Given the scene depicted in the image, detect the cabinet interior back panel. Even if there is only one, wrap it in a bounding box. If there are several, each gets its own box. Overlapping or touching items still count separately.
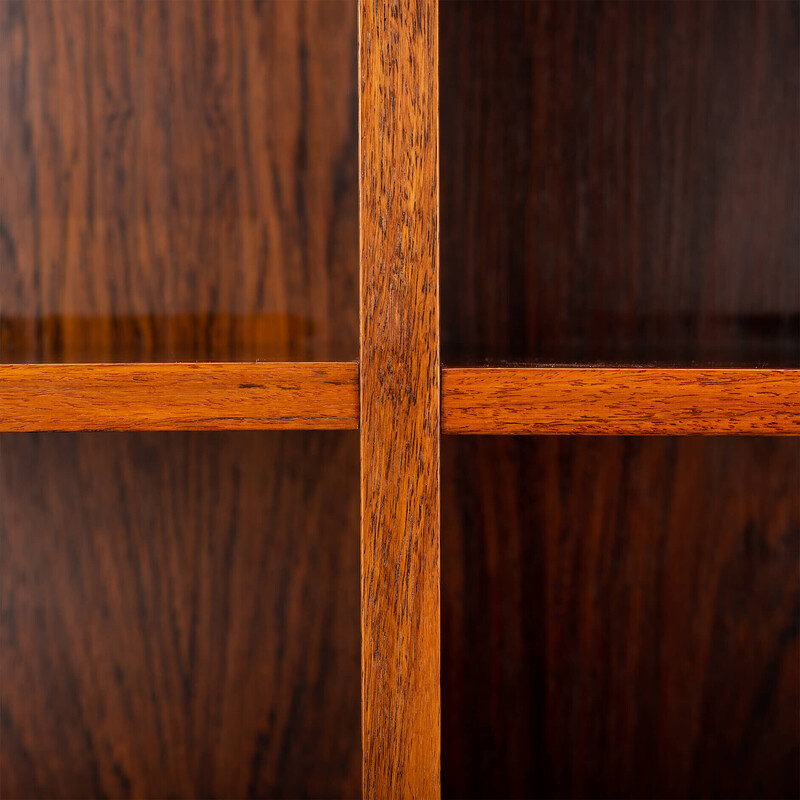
[441,0,799,366]
[442,435,799,800]
[0,0,358,363]
[0,432,361,799]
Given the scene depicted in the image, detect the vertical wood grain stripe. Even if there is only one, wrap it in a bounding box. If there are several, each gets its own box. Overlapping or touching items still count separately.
[442,367,800,435]
[360,1,441,797]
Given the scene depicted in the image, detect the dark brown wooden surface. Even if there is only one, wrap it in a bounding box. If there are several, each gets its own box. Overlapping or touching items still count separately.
[439,3,800,796]
[0,430,361,799]
[360,0,440,796]
[442,435,800,799]
[440,0,800,367]
[0,0,358,364]
[442,368,800,435]
[0,362,359,431]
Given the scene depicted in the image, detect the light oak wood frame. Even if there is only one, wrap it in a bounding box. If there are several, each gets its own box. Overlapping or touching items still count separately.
[0,1,798,798]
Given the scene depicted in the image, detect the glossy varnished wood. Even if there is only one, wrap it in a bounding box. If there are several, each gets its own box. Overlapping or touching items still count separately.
[441,0,799,367]
[0,362,358,432]
[359,0,440,796]
[0,0,358,363]
[1,431,361,799]
[0,5,362,796]
[442,368,800,435]
[440,3,799,795]
[442,436,799,799]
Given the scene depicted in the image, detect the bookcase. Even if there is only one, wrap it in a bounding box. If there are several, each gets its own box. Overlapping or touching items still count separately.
[1,1,797,798]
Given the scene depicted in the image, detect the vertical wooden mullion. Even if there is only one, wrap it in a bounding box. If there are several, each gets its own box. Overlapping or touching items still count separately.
[359,0,440,798]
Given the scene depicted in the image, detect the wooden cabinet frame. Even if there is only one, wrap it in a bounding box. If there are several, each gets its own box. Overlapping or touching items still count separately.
[0,1,797,797]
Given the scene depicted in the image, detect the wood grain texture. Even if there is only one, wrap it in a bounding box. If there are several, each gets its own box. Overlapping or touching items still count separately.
[440,5,800,794]
[1,430,361,799]
[441,0,800,367]
[0,362,358,432]
[442,368,800,435]
[442,435,799,799]
[0,0,358,363]
[359,0,440,796]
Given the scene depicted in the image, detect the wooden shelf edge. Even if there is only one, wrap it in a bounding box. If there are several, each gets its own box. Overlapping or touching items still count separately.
[442,367,800,435]
[0,362,360,432]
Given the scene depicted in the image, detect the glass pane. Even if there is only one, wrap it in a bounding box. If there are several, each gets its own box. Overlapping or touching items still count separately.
[0,431,360,799]
[441,1,799,366]
[0,0,358,363]
[442,435,800,799]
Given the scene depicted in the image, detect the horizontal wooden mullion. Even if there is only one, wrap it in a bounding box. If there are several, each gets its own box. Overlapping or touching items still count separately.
[442,367,800,435]
[0,362,359,432]
[3,364,797,435]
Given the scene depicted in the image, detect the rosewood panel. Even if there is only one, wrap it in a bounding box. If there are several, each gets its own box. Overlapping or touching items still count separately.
[442,435,800,799]
[0,0,358,363]
[0,431,361,799]
[440,0,800,366]
[440,6,800,793]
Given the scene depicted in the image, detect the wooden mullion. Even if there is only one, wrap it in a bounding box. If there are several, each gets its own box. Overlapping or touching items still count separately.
[359,0,441,797]
[442,367,800,435]
[0,362,358,431]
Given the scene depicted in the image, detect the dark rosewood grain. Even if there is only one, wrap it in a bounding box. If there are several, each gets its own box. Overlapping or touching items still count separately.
[441,0,799,367]
[0,0,358,364]
[360,0,441,796]
[0,362,359,431]
[442,436,799,799]
[0,3,362,797]
[0,431,361,799]
[442,368,800,435]
[440,3,800,796]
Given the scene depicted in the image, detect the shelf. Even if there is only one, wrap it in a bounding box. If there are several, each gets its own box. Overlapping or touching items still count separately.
[0,314,357,364]
[442,368,800,435]
[440,316,800,369]
[0,362,359,432]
